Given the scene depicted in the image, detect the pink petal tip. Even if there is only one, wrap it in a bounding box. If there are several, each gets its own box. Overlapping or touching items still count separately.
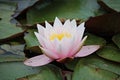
[24,55,53,67]
[75,45,100,57]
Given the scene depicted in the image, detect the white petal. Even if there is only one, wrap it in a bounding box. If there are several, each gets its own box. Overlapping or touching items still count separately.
[75,45,100,57]
[45,21,55,39]
[24,55,53,67]
[63,19,71,28]
[71,19,77,27]
[40,47,59,59]
[63,19,74,33]
[45,21,53,29]
[69,36,87,57]
[37,24,45,36]
[34,32,46,47]
[44,27,54,40]
[51,39,62,55]
[53,17,63,28]
[59,38,74,59]
[35,31,54,50]
[77,22,85,41]
[78,22,85,28]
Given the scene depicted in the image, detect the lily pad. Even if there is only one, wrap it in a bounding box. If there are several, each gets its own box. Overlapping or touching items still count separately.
[99,0,120,12]
[0,62,51,80]
[18,65,63,80]
[24,29,42,53]
[112,33,120,48]
[84,33,106,46]
[78,56,120,75]
[1,44,25,56]
[0,53,25,62]
[85,12,120,37]
[97,45,120,62]
[72,62,119,80]
[0,1,24,41]
[0,44,25,62]
[65,58,80,70]
[24,29,39,48]
[27,0,101,25]
[62,71,72,80]
[13,0,39,18]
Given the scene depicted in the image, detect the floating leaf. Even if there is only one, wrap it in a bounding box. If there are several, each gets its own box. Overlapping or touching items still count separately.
[72,62,119,80]
[0,49,4,54]
[85,12,120,37]
[0,53,25,62]
[85,33,106,46]
[13,0,39,18]
[78,56,120,75]
[0,44,25,62]
[24,29,41,53]
[65,58,79,70]
[97,46,120,62]
[18,65,63,80]
[24,29,39,48]
[0,1,24,41]
[0,61,47,80]
[99,0,120,12]
[62,71,72,80]
[112,33,120,48]
[27,0,101,25]
[1,44,25,56]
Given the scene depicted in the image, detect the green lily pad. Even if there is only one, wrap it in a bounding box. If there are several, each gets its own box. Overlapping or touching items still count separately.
[65,58,80,70]
[0,49,4,54]
[13,0,39,17]
[27,0,101,25]
[72,62,119,80]
[84,33,106,46]
[0,44,25,62]
[0,62,53,80]
[24,29,39,48]
[99,0,120,12]
[62,71,72,80]
[112,33,120,48]
[1,44,25,56]
[18,65,63,80]
[0,53,25,62]
[78,56,120,75]
[24,29,42,53]
[97,46,120,62]
[0,1,24,40]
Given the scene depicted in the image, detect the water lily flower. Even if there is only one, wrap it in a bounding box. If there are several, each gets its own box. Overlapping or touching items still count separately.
[24,17,100,67]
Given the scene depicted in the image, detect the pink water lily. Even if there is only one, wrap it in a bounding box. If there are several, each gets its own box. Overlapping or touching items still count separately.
[24,17,100,67]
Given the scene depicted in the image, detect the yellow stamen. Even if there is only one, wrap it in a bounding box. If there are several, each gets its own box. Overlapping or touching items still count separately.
[50,32,71,41]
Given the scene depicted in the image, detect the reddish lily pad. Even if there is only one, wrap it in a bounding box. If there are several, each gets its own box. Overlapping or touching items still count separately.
[85,12,120,37]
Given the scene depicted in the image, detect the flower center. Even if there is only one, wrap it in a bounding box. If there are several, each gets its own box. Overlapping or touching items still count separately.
[50,32,71,41]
